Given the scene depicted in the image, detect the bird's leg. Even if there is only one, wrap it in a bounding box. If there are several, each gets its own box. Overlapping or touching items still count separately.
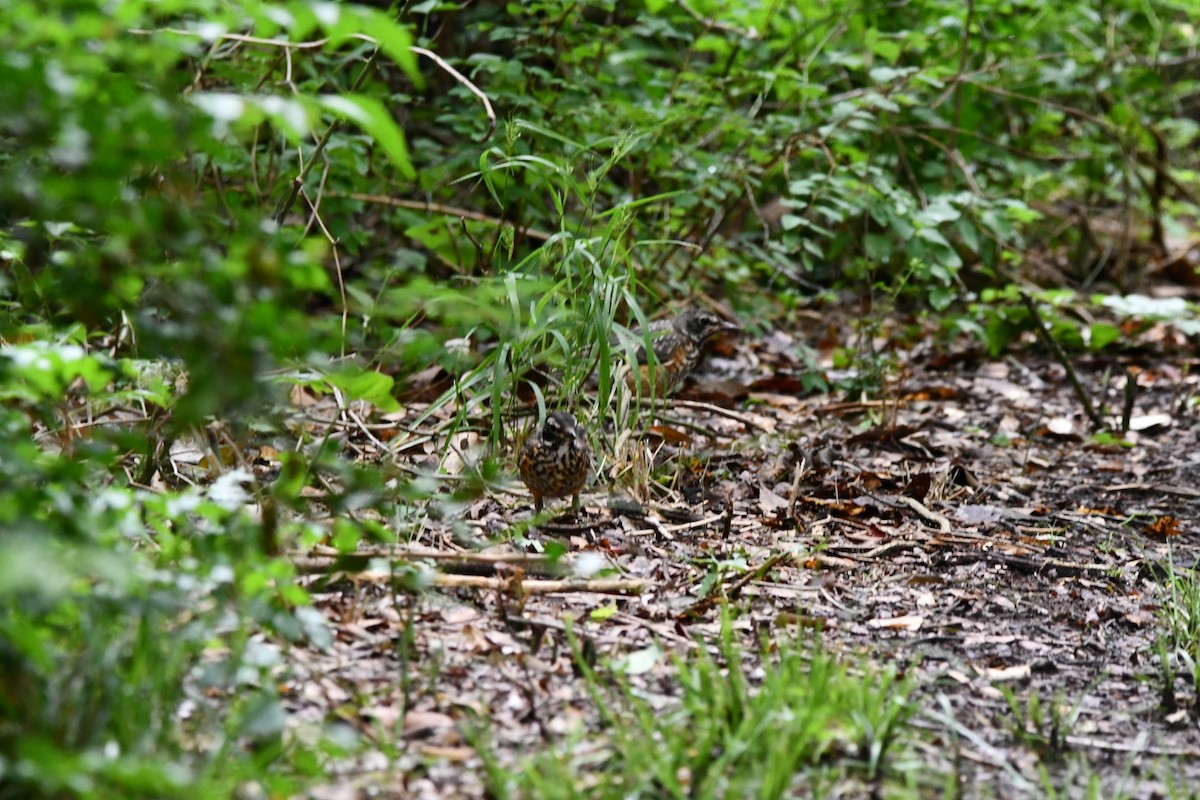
[533,494,544,514]
[571,493,581,513]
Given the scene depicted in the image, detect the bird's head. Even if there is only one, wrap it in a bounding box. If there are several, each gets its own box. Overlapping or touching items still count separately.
[542,411,584,446]
[675,308,740,344]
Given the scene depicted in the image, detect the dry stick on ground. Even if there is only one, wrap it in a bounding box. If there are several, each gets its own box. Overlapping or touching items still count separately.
[1107,482,1200,499]
[299,562,646,595]
[981,552,1117,578]
[1019,292,1106,431]
[678,552,793,620]
[668,399,772,432]
[291,547,566,578]
[368,572,647,595]
[621,512,725,539]
[537,515,610,535]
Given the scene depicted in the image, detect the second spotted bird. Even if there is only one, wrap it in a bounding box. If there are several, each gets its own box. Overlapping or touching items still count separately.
[625,308,739,396]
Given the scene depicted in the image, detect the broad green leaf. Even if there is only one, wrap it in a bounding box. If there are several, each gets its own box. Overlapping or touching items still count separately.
[916,197,961,225]
[356,8,420,84]
[1088,323,1122,349]
[318,95,414,178]
[325,367,400,411]
[866,33,902,64]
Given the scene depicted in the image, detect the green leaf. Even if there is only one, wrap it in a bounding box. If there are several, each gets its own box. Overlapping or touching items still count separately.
[0,342,113,400]
[981,317,1024,357]
[868,66,916,83]
[1088,322,1122,350]
[615,644,664,675]
[325,367,400,412]
[866,35,902,64]
[914,226,951,248]
[590,604,618,621]
[1090,431,1134,449]
[999,199,1044,224]
[928,285,955,311]
[863,233,893,261]
[916,196,961,225]
[356,8,421,85]
[318,95,414,178]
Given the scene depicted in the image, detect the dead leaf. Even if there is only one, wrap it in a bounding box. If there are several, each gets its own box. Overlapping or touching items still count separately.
[954,504,1005,525]
[440,605,480,625]
[649,424,691,444]
[902,473,931,501]
[363,703,402,728]
[979,663,1032,682]
[403,709,456,738]
[441,432,483,475]
[615,644,663,675]
[418,745,476,761]
[748,375,813,394]
[1165,708,1190,726]
[866,614,923,631]
[758,485,789,514]
[848,424,920,445]
[289,384,320,408]
[1045,417,1075,436]
[1146,515,1182,539]
[902,385,961,401]
[1128,413,1172,432]
[748,391,807,409]
[397,365,453,403]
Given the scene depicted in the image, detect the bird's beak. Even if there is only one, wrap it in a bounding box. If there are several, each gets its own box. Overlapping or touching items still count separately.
[715,318,741,335]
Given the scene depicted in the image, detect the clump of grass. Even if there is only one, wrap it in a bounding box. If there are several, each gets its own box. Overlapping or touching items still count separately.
[998,684,1089,763]
[1153,555,1200,716]
[479,614,924,799]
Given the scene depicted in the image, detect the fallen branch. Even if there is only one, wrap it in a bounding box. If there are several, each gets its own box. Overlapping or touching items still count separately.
[982,552,1114,577]
[1106,482,1200,499]
[667,399,773,432]
[290,546,562,577]
[398,572,647,595]
[895,495,953,532]
[1065,734,1200,758]
[621,511,725,539]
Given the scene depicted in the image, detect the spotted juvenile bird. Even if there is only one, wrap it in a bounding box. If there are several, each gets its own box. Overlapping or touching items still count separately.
[625,308,740,396]
[518,411,592,514]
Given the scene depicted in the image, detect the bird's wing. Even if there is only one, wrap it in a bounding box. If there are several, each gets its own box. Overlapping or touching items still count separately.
[629,319,675,364]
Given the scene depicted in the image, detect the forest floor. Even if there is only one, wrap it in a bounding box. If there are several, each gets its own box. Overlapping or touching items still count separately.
[278,304,1200,799]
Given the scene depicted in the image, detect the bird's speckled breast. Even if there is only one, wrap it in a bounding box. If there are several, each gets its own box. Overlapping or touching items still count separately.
[518,436,590,497]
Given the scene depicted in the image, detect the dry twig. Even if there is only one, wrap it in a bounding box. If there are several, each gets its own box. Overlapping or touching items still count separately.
[1019,292,1106,430]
